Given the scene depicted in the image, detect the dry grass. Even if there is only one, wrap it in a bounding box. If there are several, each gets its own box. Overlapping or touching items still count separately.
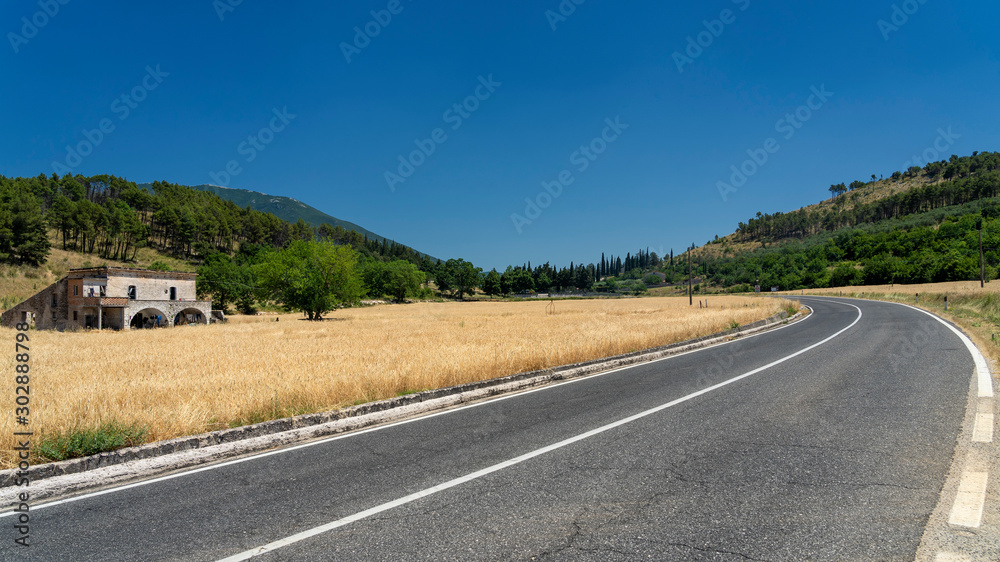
[782,280,1000,296]
[0,296,792,468]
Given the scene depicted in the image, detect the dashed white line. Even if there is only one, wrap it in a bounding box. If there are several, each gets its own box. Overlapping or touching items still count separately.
[935,552,972,562]
[972,411,994,443]
[948,471,989,528]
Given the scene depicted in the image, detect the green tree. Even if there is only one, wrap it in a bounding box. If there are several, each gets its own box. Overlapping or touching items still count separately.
[197,254,257,313]
[444,258,482,299]
[256,240,363,320]
[510,268,535,294]
[382,260,424,302]
[0,186,50,265]
[535,272,552,293]
[830,263,862,287]
[482,269,502,298]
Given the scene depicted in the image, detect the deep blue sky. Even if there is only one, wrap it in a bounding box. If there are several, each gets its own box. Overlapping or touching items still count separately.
[3,1,998,270]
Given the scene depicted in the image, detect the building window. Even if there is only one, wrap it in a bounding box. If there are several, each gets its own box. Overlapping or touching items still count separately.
[128,286,137,300]
[51,294,57,307]
[73,285,79,296]
[73,311,78,321]
[169,287,177,301]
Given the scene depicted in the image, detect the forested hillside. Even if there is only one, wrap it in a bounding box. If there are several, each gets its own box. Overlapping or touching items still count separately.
[0,174,431,264]
[153,183,411,251]
[735,152,1000,243]
[0,173,447,313]
[4,150,999,316]
[689,151,1000,291]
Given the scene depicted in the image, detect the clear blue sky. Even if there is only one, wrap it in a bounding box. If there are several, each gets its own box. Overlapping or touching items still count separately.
[3,1,999,270]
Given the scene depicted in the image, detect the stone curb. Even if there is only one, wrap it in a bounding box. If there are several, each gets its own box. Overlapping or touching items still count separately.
[0,307,806,494]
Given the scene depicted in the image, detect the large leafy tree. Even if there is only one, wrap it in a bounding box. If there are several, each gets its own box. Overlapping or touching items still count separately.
[256,240,363,320]
[482,269,502,298]
[382,260,425,302]
[197,253,257,314]
[443,258,482,299]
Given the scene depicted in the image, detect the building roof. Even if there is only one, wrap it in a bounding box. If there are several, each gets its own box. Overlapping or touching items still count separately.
[67,266,197,280]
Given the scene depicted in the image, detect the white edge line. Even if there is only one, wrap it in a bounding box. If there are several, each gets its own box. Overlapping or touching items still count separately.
[906,305,995,399]
[213,303,863,561]
[806,297,994,398]
[895,302,993,398]
[1,303,817,516]
[972,412,994,443]
[948,471,989,528]
[0,302,816,518]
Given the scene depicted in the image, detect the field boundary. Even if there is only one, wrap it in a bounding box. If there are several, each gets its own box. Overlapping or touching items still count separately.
[0,307,805,496]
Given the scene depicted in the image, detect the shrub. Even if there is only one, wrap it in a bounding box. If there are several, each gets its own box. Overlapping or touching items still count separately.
[37,422,148,462]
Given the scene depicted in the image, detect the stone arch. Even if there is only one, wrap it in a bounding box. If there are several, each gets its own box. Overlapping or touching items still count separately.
[130,308,168,330]
[173,308,208,326]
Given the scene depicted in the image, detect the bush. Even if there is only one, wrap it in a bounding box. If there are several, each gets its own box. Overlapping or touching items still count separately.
[642,273,663,286]
[37,422,148,462]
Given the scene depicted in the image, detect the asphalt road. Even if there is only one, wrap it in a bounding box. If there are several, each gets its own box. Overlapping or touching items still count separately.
[2,297,977,561]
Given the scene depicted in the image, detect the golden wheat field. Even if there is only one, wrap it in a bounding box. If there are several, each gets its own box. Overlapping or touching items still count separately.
[0,296,793,468]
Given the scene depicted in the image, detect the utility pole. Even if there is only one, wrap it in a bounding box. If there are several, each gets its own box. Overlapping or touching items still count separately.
[688,244,693,306]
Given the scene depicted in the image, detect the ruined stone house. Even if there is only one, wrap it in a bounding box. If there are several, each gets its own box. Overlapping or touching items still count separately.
[0,267,213,331]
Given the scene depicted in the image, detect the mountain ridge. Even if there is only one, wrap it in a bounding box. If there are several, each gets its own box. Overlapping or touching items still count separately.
[138,182,437,261]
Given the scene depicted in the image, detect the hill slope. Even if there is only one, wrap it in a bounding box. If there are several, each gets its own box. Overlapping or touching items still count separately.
[138,182,437,259]
[674,151,1000,291]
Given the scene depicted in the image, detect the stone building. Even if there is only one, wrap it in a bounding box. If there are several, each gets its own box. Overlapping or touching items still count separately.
[0,267,213,331]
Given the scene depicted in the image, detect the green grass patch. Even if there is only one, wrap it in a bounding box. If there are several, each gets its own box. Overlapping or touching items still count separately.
[37,422,148,462]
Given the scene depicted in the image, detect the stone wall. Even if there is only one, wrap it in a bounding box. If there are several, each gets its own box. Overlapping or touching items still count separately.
[105,274,197,302]
[0,279,69,330]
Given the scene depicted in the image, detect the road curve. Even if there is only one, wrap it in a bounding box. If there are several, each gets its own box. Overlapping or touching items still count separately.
[2,297,977,561]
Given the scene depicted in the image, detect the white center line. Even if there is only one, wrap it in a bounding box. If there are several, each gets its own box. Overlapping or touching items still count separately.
[215,303,863,561]
[949,471,989,528]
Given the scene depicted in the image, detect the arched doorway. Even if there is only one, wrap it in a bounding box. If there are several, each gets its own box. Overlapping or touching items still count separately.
[174,308,208,326]
[130,308,168,329]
